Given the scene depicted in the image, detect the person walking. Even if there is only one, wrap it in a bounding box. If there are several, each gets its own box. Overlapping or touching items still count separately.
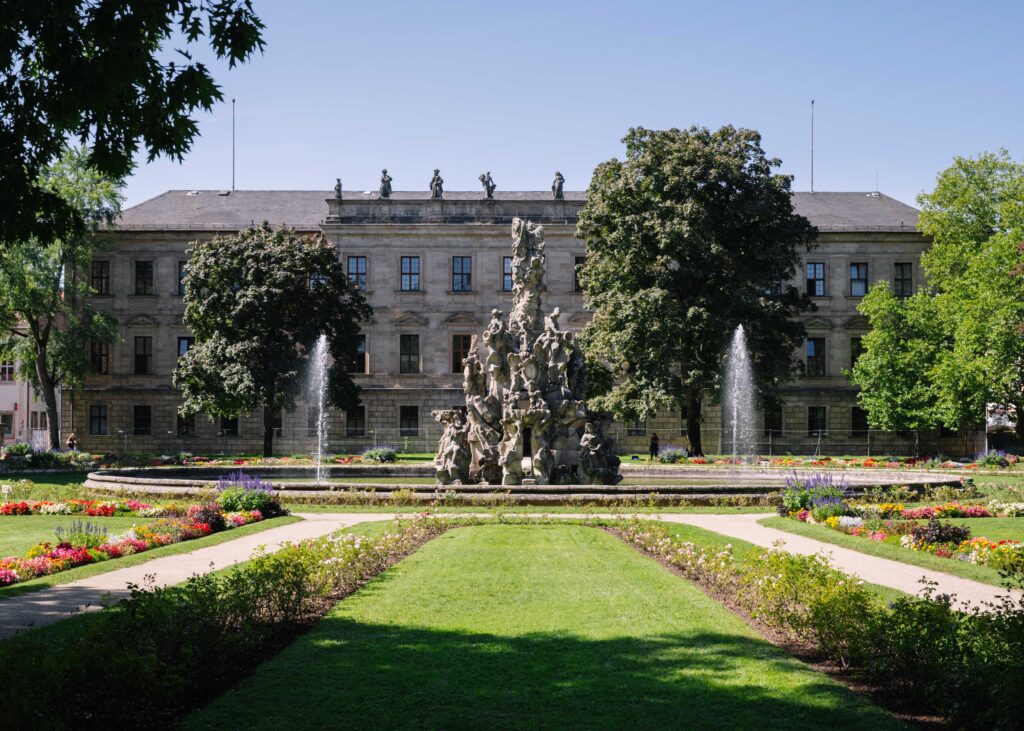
[649,433,659,460]
[65,432,78,452]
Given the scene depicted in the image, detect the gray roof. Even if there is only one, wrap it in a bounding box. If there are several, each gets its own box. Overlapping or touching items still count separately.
[115,189,918,232]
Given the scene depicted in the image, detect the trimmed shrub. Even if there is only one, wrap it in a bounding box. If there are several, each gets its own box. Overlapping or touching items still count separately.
[216,470,285,517]
[362,447,397,463]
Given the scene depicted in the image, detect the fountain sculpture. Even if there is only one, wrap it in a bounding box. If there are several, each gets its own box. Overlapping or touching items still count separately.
[309,333,330,483]
[433,218,621,486]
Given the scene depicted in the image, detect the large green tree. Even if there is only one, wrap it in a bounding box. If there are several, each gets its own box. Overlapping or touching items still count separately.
[851,151,1024,441]
[576,126,817,455]
[0,146,123,449]
[0,1,264,246]
[174,224,371,456]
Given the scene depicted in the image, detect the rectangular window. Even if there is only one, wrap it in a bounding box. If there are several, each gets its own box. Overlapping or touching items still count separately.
[894,262,913,298]
[91,261,110,295]
[89,405,108,435]
[177,261,188,296]
[30,411,48,430]
[764,402,783,437]
[134,260,154,295]
[850,337,864,369]
[452,256,472,292]
[0,414,12,440]
[133,405,152,436]
[134,336,153,374]
[452,334,472,373]
[939,424,958,438]
[347,256,367,290]
[679,405,688,437]
[806,262,825,297]
[502,256,513,292]
[345,406,365,437]
[400,334,419,374]
[574,256,586,293]
[627,419,647,436]
[89,341,110,374]
[346,334,367,374]
[306,409,318,438]
[177,337,194,358]
[400,256,420,292]
[0,362,13,382]
[806,337,826,376]
[850,262,868,297]
[269,409,282,438]
[399,405,419,437]
[176,412,195,436]
[851,407,869,438]
[808,406,827,437]
[220,416,239,437]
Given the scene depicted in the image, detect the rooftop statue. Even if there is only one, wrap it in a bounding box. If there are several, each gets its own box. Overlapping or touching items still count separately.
[430,169,444,199]
[334,178,343,200]
[480,171,496,199]
[552,171,564,200]
[432,217,621,486]
[379,169,392,199]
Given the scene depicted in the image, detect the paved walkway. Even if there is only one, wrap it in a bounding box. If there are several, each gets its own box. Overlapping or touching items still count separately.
[0,513,393,639]
[658,512,1019,608]
[2,511,1016,639]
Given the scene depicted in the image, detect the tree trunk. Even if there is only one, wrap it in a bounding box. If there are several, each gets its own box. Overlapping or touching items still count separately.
[262,404,274,458]
[35,349,60,451]
[685,388,704,457]
[1014,402,1024,444]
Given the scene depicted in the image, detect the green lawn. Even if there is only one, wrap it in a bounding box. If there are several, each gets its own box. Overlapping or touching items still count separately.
[0,514,145,556]
[183,524,904,730]
[760,516,1023,588]
[0,515,301,600]
[287,503,772,514]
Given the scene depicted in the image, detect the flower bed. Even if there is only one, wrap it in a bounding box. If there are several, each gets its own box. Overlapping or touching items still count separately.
[0,507,266,587]
[0,498,189,517]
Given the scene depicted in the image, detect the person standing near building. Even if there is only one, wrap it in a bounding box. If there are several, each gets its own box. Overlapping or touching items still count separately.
[649,433,659,460]
[65,432,77,451]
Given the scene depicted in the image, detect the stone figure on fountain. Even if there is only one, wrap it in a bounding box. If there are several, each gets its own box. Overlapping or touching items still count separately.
[431,217,621,486]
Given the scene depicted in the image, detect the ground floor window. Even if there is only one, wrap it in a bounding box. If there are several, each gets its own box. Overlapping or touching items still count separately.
[679,405,688,437]
[30,410,48,430]
[400,405,419,437]
[220,415,239,437]
[807,406,827,437]
[133,405,152,436]
[89,405,108,435]
[346,406,365,437]
[0,413,12,439]
[764,402,783,437]
[851,407,869,438]
[177,412,195,436]
[627,419,646,436]
[269,409,283,438]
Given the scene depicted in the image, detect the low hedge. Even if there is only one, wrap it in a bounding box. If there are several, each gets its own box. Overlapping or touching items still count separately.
[619,518,1024,729]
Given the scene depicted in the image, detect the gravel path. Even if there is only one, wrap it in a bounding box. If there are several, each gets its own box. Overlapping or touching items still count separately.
[2,510,1015,639]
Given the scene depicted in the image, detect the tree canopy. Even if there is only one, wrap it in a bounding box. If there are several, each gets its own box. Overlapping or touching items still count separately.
[576,126,817,455]
[173,224,371,456]
[0,1,264,245]
[0,146,123,449]
[851,151,1024,441]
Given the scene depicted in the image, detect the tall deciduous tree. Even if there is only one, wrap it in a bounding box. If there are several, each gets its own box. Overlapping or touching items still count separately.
[0,1,264,246]
[576,126,817,455]
[852,151,1024,442]
[0,146,123,449]
[174,224,371,456]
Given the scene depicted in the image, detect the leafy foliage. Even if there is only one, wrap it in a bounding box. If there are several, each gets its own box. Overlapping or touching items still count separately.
[0,146,123,448]
[174,224,371,456]
[576,126,816,454]
[0,1,265,246]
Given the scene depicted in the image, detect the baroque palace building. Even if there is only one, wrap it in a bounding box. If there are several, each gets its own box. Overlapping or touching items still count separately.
[61,186,981,457]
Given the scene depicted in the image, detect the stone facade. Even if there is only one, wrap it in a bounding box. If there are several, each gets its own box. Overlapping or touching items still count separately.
[61,188,983,457]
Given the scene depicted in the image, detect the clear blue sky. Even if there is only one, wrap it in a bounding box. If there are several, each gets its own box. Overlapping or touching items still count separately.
[123,0,1022,208]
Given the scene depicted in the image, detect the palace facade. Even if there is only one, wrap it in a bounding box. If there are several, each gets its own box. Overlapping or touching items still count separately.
[61,188,981,457]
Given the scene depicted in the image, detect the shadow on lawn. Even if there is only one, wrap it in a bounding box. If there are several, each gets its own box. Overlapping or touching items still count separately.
[187,616,901,730]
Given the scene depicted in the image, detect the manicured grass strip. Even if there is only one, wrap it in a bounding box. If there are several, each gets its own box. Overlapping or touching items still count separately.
[0,515,301,600]
[760,516,1015,588]
[286,503,772,514]
[184,525,904,730]
[0,514,149,556]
